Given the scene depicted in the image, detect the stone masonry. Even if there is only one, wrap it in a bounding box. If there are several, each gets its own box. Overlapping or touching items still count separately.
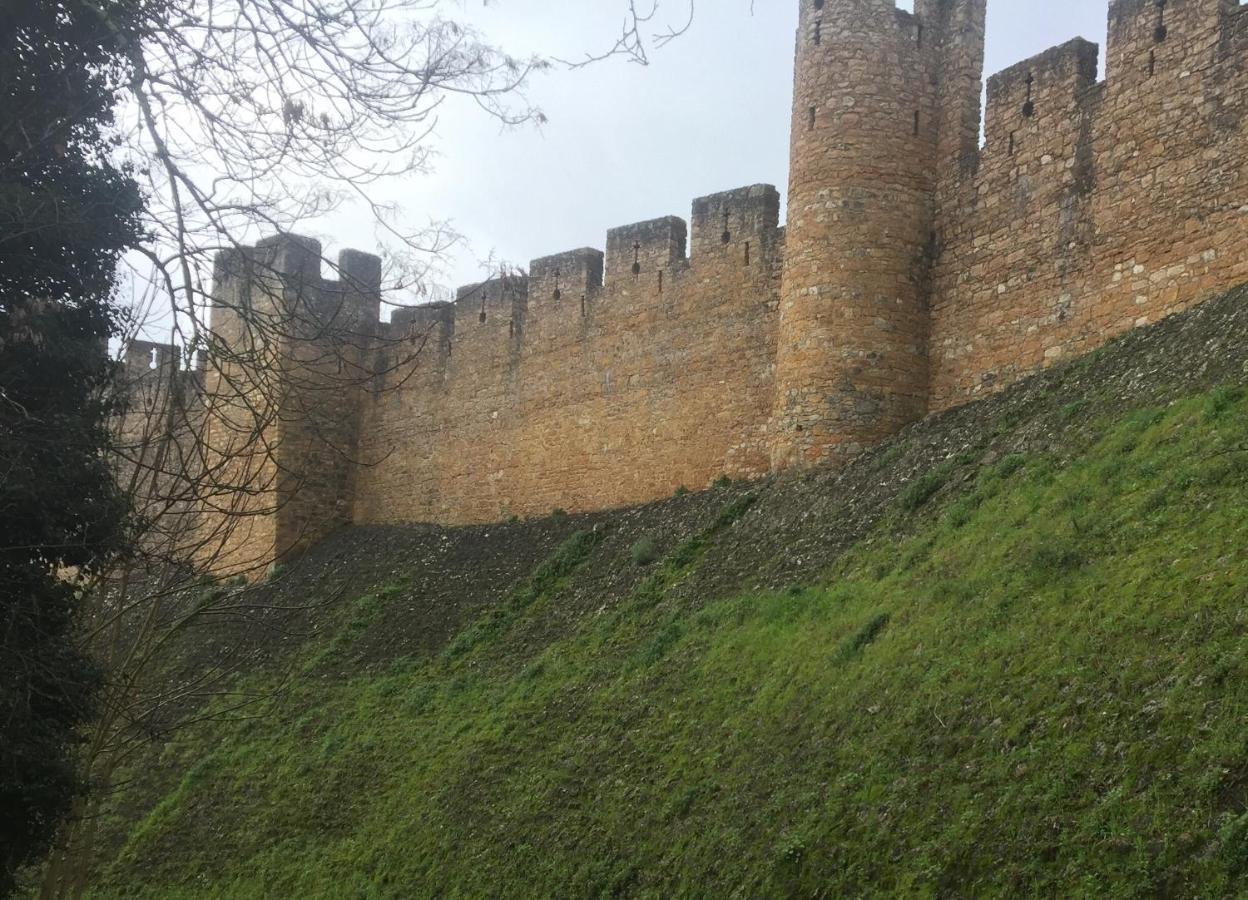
[174,0,1248,568]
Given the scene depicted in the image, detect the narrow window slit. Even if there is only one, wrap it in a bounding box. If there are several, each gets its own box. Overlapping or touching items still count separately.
[1155,0,1168,43]
[813,20,822,46]
[1022,73,1035,118]
[658,270,664,294]
[808,106,817,131]
[913,110,920,136]
[580,294,586,317]
[1008,131,1016,155]
[916,24,923,48]
[1148,49,1157,77]
[552,268,561,301]
[744,241,751,267]
[721,210,732,244]
[631,242,641,277]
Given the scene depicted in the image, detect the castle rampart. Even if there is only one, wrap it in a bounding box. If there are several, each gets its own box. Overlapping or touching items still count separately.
[192,0,1248,560]
[929,0,1248,407]
[350,185,784,527]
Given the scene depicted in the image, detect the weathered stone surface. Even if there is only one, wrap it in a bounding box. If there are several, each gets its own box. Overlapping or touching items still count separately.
[198,0,1248,555]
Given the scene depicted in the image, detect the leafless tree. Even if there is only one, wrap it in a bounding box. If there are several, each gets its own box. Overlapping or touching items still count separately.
[31,0,704,894]
[558,1,696,69]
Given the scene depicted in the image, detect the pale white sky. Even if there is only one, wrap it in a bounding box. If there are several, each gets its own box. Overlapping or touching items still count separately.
[312,1,1112,306]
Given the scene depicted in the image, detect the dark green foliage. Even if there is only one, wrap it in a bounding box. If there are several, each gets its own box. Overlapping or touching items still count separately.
[630,537,659,566]
[1058,399,1089,421]
[673,485,690,497]
[1024,537,1086,581]
[634,619,685,667]
[0,1,147,307]
[898,464,952,512]
[0,572,100,897]
[1206,383,1245,421]
[873,441,908,470]
[0,1,147,891]
[838,612,890,660]
[712,475,733,489]
[994,453,1026,478]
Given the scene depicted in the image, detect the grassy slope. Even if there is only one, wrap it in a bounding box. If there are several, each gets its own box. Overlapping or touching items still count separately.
[85,384,1248,898]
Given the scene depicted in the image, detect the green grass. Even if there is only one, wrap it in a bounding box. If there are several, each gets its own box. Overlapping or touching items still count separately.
[88,386,1248,898]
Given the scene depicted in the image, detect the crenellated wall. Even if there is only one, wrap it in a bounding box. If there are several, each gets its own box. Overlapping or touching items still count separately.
[352,185,783,525]
[194,0,1248,552]
[198,235,381,572]
[929,0,1248,407]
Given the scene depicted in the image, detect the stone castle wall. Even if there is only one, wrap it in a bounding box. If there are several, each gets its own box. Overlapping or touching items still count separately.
[186,0,1248,559]
[353,186,783,525]
[929,0,1248,408]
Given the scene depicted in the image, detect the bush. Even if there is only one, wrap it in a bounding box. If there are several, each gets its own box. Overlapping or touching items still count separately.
[898,469,948,512]
[673,485,690,497]
[1025,538,1086,582]
[995,454,1027,479]
[1206,384,1245,421]
[838,613,890,660]
[631,537,659,567]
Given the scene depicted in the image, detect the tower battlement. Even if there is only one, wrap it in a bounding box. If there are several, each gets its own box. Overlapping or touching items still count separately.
[199,0,1248,567]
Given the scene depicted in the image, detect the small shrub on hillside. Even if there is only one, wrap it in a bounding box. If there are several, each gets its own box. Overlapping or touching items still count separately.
[838,612,890,660]
[1206,384,1245,421]
[995,454,1027,479]
[713,493,757,529]
[946,493,983,529]
[1025,538,1086,582]
[631,537,659,567]
[635,620,686,667]
[898,468,949,512]
[875,442,907,470]
[1140,486,1171,514]
[1216,811,1248,871]
[1060,399,1090,422]
[931,579,975,605]
[551,508,568,519]
[673,485,690,497]
[775,834,807,865]
[712,475,734,489]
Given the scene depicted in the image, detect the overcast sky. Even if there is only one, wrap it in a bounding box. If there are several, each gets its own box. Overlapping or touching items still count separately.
[314,1,1112,306]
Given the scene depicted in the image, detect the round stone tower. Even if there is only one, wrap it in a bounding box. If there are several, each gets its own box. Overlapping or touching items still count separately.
[771,0,940,470]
